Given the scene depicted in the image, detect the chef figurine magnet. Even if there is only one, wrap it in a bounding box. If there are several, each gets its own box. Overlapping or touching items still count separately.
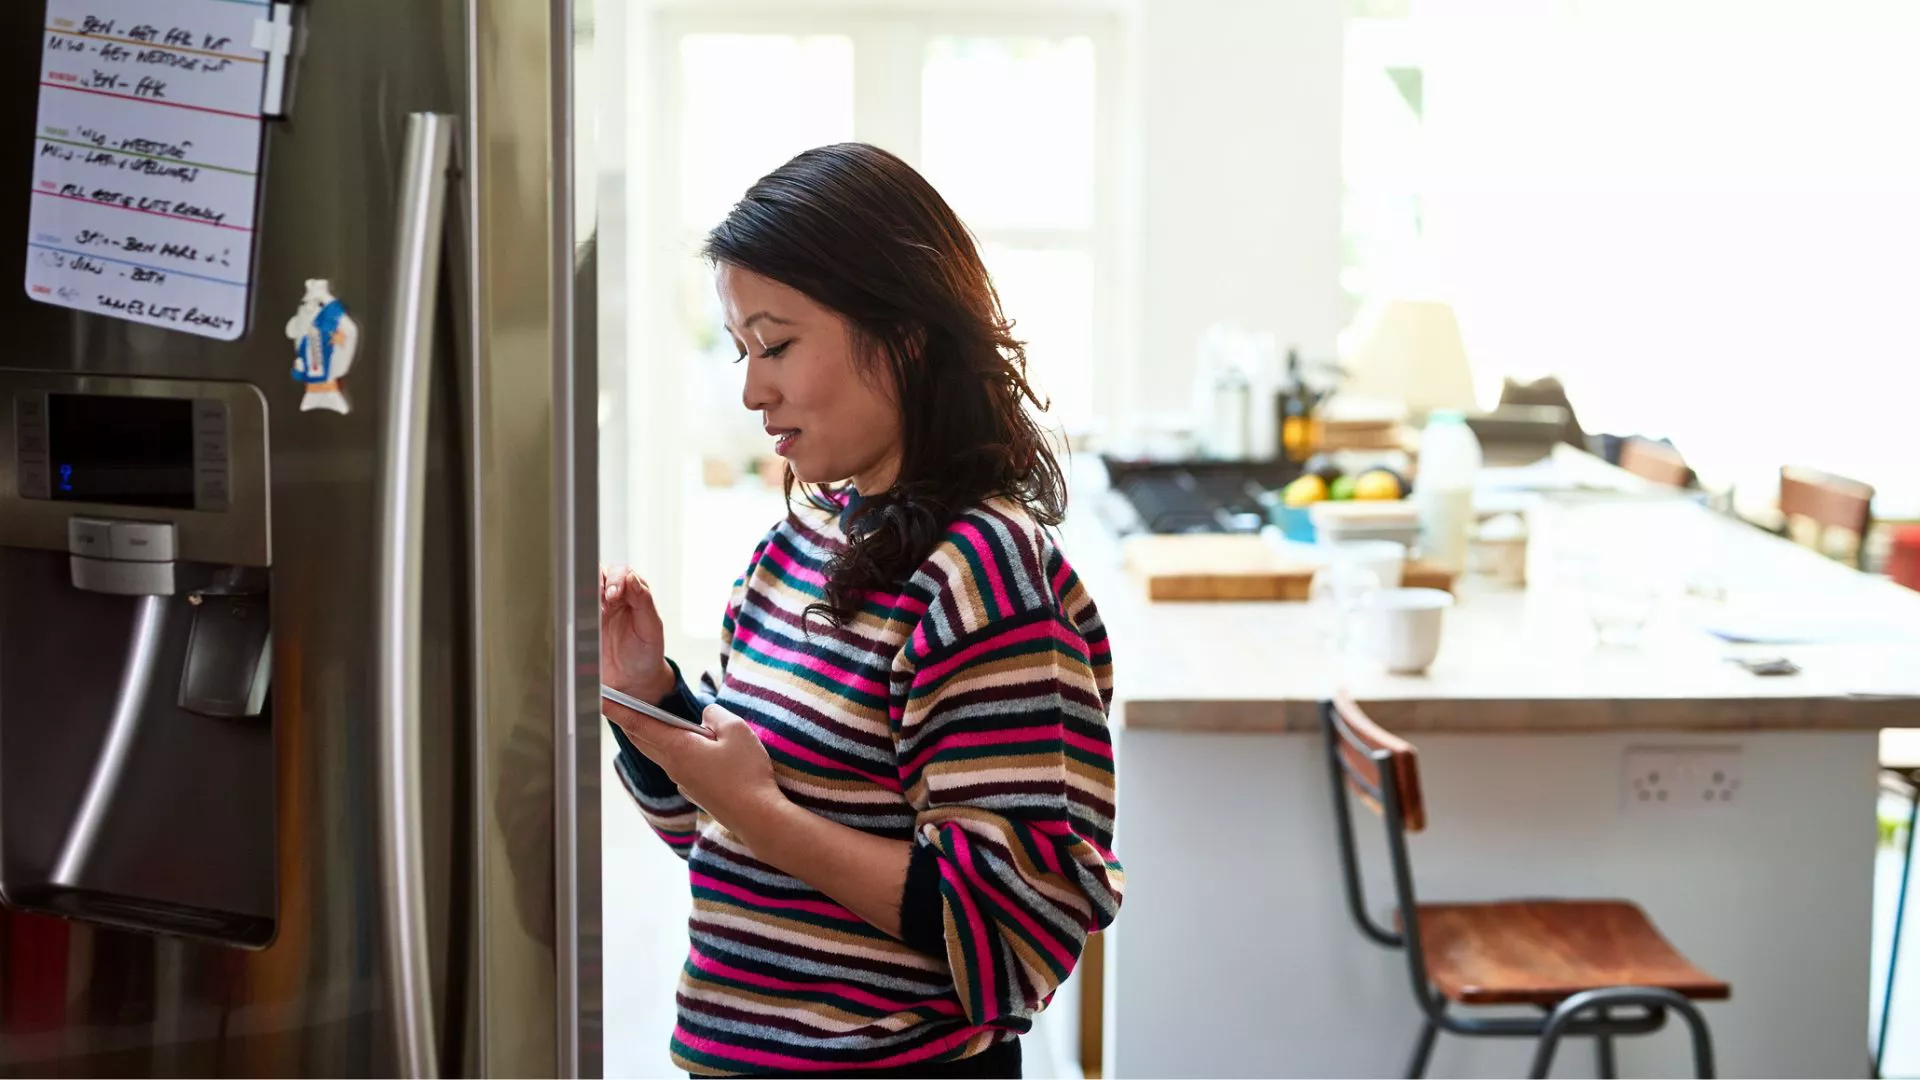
[286,279,359,414]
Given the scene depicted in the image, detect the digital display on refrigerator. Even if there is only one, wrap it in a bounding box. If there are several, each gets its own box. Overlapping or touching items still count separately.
[46,394,198,510]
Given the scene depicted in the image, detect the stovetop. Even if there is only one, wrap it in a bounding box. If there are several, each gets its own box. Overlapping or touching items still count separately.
[1099,456,1302,535]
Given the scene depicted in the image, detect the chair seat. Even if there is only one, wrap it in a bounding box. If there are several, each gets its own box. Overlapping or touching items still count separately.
[1410,899,1731,1006]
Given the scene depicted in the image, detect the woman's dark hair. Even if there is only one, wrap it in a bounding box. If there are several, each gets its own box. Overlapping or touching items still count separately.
[704,142,1066,627]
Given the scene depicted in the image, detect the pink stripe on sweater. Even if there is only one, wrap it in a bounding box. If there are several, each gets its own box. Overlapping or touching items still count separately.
[746,634,889,698]
[761,542,830,588]
[1050,562,1074,597]
[686,944,966,1018]
[915,619,1062,688]
[951,522,1017,616]
[1030,820,1117,865]
[901,724,1061,778]
[1033,832,1065,876]
[1063,729,1114,762]
[948,829,1077,971]
[757,726,904,793]
[940,835,1000,1013]
[690,873,866,922]
[674,1020,982,1072]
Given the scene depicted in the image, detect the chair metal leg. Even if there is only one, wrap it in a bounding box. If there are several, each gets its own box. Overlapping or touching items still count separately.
[1595,1006,1618,1079]
[1877,776,1918,1078]
[1530,988,1715,1079]
[1406,1012,1442,1080]
[1672,997,1717,1079]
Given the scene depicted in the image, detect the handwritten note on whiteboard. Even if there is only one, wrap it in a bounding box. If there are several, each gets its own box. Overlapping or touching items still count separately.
[25,0,270,341]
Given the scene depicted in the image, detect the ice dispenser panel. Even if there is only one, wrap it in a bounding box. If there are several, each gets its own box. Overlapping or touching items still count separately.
[0,370,274,947]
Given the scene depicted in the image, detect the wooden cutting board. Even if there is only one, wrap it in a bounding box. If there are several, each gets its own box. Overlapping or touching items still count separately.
[1122,534,1455,602]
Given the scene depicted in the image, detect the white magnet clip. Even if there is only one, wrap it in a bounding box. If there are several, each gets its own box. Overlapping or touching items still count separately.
[252,3,296,118]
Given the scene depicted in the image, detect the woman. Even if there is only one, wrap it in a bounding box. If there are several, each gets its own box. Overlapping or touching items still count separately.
[600,143,1122,1079]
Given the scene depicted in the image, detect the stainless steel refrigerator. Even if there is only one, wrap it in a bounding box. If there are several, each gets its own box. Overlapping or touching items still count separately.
[0,0,602,1073]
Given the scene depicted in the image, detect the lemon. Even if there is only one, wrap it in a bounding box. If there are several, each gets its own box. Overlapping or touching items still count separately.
[1329,475,1358,501]
[1283,474,1329,507]
[1353,470,1403,500]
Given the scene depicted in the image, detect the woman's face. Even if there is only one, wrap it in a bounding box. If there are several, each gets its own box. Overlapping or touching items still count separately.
[717,263,904,493]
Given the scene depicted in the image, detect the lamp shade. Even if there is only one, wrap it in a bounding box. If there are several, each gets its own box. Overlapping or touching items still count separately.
[1337,299,1478,418]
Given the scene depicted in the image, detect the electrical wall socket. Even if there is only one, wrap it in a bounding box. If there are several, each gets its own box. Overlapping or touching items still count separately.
[1623,746,1743,814]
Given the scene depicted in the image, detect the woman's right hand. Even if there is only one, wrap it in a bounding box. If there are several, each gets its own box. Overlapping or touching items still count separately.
[600,564,675,704]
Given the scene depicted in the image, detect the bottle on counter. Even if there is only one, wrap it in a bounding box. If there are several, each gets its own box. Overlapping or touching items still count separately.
[1209,363,1251,460]
[1414,409,1482,573]
[1278,348,1313,462]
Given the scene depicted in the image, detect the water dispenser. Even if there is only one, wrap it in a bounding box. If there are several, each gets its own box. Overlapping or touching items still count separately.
[0,370,275,946]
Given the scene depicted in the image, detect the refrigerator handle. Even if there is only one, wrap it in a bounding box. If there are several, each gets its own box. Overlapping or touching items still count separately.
[376,110,455,1080]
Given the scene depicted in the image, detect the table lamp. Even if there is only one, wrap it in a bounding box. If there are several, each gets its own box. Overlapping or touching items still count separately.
[1334,298,1479,420]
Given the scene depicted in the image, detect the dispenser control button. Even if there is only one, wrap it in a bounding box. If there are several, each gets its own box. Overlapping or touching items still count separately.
[196,467,230,511]
[68,517,116,558]
[192,399,229,464]
[18,461,50,499]
[110,521,176,563]
[70,556,175,597]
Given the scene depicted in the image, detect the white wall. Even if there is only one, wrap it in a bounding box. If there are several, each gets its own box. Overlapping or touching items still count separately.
[1131,0,1350,431]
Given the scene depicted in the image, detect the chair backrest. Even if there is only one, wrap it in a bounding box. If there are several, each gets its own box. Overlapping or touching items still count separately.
[1322,693,1426,951]
[1779,466,1874,565]
[1322,695,1451,1019]
[1618,438,1692,489]
[1326,691,1425,832]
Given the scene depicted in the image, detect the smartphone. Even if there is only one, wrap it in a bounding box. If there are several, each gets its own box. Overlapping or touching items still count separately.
[1727,656,1800,677]
[600,684,714,737]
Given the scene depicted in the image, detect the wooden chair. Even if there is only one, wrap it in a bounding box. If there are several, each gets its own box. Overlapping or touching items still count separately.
[1617,438,1692,489]
[1323,693,1727,1078]
[1778,466,1874,568]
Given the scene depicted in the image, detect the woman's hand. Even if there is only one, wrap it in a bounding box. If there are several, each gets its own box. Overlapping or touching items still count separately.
[616,703,790,837]
[600,563,674,704]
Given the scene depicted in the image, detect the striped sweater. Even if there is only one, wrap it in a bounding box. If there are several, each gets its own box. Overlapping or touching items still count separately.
[609,493,1123,1076]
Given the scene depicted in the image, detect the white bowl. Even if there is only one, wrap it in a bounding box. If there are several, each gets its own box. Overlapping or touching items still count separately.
[1355,587,1454,673]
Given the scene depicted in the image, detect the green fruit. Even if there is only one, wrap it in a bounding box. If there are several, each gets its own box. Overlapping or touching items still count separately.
[1329,475,1358,501]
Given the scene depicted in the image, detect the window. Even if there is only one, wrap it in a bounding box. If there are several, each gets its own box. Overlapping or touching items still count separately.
[628,10,1121,651]
[676,35,856,232]
[923,35,1100,434]
[1339,5,1920,517]
[1339,14,1425,315]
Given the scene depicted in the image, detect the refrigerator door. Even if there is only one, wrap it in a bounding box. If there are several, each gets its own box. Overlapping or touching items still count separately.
[0,0,599,1072]
[459,0,602,1072]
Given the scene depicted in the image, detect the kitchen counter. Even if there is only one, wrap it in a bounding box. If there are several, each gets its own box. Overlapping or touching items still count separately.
[1069,449,1920,735]
[1058,453,1920,1079]
[1108,566,1920,735]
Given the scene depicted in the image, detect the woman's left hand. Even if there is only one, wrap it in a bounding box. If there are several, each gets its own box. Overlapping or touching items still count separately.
[616,704,788,836]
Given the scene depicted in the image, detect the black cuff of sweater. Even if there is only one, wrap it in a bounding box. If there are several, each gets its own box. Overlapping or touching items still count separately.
[899,841,947,957]
[606,659,703,799]
[659,658,706,721]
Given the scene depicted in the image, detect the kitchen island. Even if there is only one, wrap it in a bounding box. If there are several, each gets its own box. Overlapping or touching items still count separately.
[1065,462,1920,1078]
